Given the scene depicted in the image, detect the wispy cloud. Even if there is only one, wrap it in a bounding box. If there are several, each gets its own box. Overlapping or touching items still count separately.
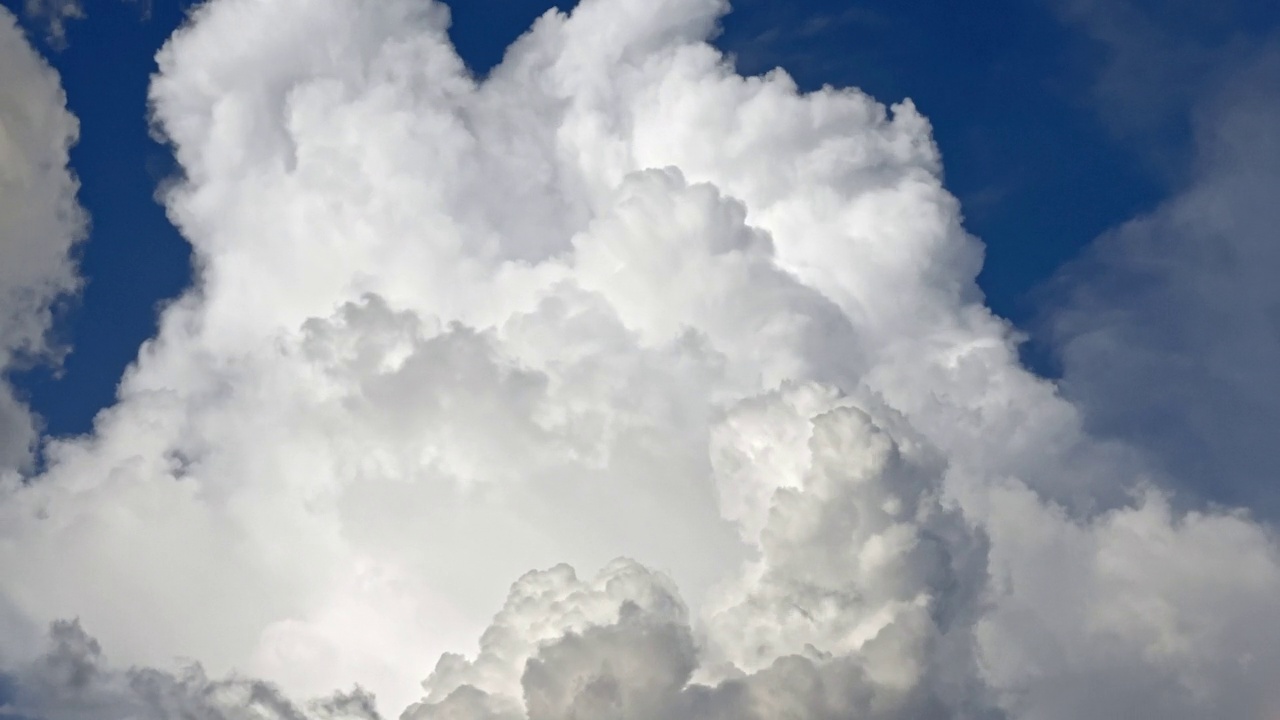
[21,0,83,49]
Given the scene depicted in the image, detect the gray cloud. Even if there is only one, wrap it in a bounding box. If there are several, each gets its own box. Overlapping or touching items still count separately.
[1049,0,1279,177]
[0,7,84,474]
[5,619,384,720]
[1048,35,1280,516]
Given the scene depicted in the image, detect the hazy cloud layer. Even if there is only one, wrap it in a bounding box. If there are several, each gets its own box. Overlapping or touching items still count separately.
[1047,17,1280,516]
[1050,0,1280,176]
[2,1,1279,719]
[0,7,83,475]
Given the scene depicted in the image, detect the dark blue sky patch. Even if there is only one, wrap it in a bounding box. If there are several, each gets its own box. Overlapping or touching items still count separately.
[446,0,577,77]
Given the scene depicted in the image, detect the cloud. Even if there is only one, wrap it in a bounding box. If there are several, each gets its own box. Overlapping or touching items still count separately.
[20,0,156,50]
[0,7,84,474]
[20,0,84,50]
[977,484,1280,719]
[2,618,384,720]
[2,0,1280,719]
[1047,33,1280,516]
[1048,0,1279,176]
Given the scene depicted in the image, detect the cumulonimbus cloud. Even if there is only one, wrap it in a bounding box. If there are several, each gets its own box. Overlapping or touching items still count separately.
[1,1,1279,719]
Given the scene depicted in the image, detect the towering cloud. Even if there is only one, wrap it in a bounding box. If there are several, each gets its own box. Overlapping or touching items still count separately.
[1,1,1278,719]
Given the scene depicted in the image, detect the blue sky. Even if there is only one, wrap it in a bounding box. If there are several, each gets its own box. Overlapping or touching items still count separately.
[2,0,1190,438]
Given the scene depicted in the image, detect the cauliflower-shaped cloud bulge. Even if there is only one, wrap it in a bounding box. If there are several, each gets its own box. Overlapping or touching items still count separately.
[2,1,1279,719]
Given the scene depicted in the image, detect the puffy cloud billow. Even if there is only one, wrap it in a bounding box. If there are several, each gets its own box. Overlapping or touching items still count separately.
[1,1,1279,719]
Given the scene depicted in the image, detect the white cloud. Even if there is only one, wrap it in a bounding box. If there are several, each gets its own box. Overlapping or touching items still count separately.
[977,483,1280,719]
[0,7,83,476]
[2,0,1280,719]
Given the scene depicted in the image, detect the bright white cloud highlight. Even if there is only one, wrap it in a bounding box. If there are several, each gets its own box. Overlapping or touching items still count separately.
[1,1,1279,719]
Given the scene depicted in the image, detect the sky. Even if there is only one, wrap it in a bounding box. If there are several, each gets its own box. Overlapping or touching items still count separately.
[0,1,1278,719]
